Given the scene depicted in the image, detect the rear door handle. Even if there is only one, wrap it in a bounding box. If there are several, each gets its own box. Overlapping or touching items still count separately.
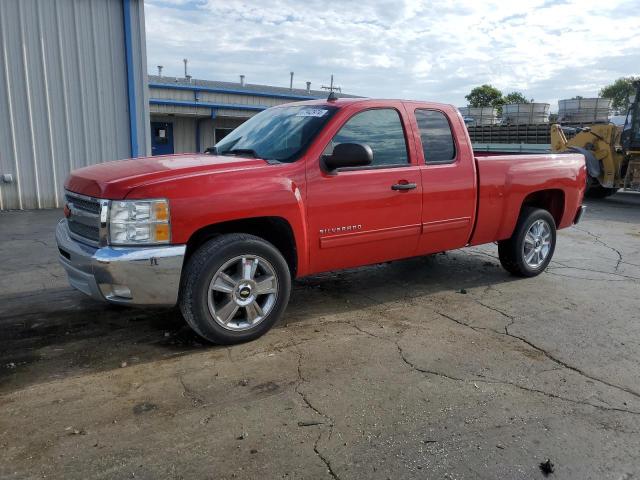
[391,182,417,191]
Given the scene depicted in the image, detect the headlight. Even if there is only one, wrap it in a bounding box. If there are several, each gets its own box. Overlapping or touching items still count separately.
[109,199,171,245]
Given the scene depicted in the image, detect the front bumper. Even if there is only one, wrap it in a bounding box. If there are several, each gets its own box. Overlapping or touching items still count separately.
[55,219,186,306]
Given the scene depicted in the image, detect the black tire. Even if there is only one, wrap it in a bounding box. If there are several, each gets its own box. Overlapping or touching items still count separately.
[179,234,291,344]
[498,207,556,277]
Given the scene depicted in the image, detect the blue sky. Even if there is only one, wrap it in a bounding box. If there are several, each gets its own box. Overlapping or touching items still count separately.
[144,0,640,109]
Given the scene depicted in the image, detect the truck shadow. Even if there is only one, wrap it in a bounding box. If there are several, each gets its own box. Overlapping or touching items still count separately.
[284,250,511,326]
[0,248,515,394]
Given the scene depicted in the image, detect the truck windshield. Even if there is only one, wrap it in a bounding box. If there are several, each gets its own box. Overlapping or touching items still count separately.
[215,105,338,162]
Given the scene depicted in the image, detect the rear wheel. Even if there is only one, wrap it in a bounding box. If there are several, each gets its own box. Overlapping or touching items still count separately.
[179,234,291,344]
[498,207,556,277]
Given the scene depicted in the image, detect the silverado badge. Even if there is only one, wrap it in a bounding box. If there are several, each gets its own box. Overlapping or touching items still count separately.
[319,224,362,235]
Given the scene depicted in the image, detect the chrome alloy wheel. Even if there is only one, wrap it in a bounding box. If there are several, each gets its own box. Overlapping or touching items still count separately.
[523,219,552,268]
[207,255,278,331]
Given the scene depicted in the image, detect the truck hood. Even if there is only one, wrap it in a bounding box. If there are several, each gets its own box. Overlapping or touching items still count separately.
[64,154,267,199]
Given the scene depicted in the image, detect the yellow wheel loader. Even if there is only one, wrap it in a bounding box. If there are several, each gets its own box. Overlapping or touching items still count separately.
[551,81,640,198]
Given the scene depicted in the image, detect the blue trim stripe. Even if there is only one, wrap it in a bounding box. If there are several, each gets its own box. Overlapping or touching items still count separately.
[148,82,322,101]
[123,0,139,157]
[149,98,268,112]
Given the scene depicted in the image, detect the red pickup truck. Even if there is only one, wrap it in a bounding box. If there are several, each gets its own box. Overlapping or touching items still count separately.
[57,98,586,344]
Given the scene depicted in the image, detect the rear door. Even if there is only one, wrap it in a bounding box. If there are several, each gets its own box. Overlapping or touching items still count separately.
[409,107,477,253]
[306,105,422,273]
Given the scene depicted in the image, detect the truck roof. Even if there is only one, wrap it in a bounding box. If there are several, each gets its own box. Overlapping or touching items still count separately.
[285,97,456,111]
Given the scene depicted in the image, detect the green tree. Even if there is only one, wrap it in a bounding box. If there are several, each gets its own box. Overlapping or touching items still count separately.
[503,91,530,104]
[465,84,503,108]
[600,77,640,112]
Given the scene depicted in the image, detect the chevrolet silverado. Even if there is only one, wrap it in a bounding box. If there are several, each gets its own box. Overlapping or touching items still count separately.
[56,98,586,344]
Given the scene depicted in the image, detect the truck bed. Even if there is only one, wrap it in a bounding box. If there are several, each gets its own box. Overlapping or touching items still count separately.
[470,153,586,245]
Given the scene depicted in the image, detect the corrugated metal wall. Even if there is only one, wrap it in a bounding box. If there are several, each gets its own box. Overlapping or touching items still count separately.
[151,114,247,154]
[0,0,150,210]
[149,87,293,109]
[152,116,197,153]
[149,103,212,117]
[199,119,216,151]
[199,117,246,151]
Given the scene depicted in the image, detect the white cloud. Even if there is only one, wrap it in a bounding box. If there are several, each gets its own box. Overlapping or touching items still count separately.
[144,0,640,107]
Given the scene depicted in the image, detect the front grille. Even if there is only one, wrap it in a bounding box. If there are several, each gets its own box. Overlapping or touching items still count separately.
[65,193,101,214]
[65,191,102,243]
[68,219,100,242]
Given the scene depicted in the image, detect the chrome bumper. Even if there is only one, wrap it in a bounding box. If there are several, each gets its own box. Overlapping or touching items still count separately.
[55,219,186,306]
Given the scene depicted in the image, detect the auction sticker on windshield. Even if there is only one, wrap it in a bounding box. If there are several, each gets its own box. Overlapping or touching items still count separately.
[296,108,329,117]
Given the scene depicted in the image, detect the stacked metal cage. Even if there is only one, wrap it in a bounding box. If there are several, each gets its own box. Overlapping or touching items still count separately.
[458,107,499,126]
[558,98,612,125]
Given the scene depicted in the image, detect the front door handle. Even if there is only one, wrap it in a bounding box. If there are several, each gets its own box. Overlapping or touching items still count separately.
[391,182,417,191]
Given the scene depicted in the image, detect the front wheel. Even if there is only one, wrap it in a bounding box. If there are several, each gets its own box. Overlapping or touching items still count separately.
[179,234,292,344]
[498,207,556,277]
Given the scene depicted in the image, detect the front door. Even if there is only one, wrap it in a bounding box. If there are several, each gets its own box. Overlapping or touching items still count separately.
[306,106,422,273]
[151,122,174,156]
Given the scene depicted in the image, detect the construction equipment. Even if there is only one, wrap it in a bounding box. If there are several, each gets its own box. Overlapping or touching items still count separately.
[551,81,640,197]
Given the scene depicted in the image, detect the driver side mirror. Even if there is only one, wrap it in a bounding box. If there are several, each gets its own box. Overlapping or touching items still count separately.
[323,143,373,171]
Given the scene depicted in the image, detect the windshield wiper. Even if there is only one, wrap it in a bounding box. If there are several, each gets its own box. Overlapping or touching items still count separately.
[220,148,279,163]
[223,148,260,158]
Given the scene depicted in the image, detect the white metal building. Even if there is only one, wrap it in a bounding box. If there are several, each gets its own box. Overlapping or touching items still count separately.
[0,0,150,210]
[148,75,359,155]
[0,0,358,210]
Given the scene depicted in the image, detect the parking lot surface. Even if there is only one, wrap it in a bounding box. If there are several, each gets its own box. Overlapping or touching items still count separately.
[1,193,640,479]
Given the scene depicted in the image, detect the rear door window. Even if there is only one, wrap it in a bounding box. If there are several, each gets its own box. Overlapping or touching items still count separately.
[415,109,456,164]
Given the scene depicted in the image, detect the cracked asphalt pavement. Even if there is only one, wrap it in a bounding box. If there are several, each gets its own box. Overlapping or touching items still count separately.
[1,192,640,479]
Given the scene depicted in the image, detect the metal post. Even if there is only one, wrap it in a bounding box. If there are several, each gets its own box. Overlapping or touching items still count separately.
[123,0,139,157]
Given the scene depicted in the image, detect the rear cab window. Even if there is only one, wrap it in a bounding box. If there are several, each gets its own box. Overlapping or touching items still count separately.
[324,108,410,167]
[414,109,456,164]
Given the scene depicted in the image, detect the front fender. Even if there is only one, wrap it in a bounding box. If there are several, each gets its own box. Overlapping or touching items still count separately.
[125,166,310,275]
